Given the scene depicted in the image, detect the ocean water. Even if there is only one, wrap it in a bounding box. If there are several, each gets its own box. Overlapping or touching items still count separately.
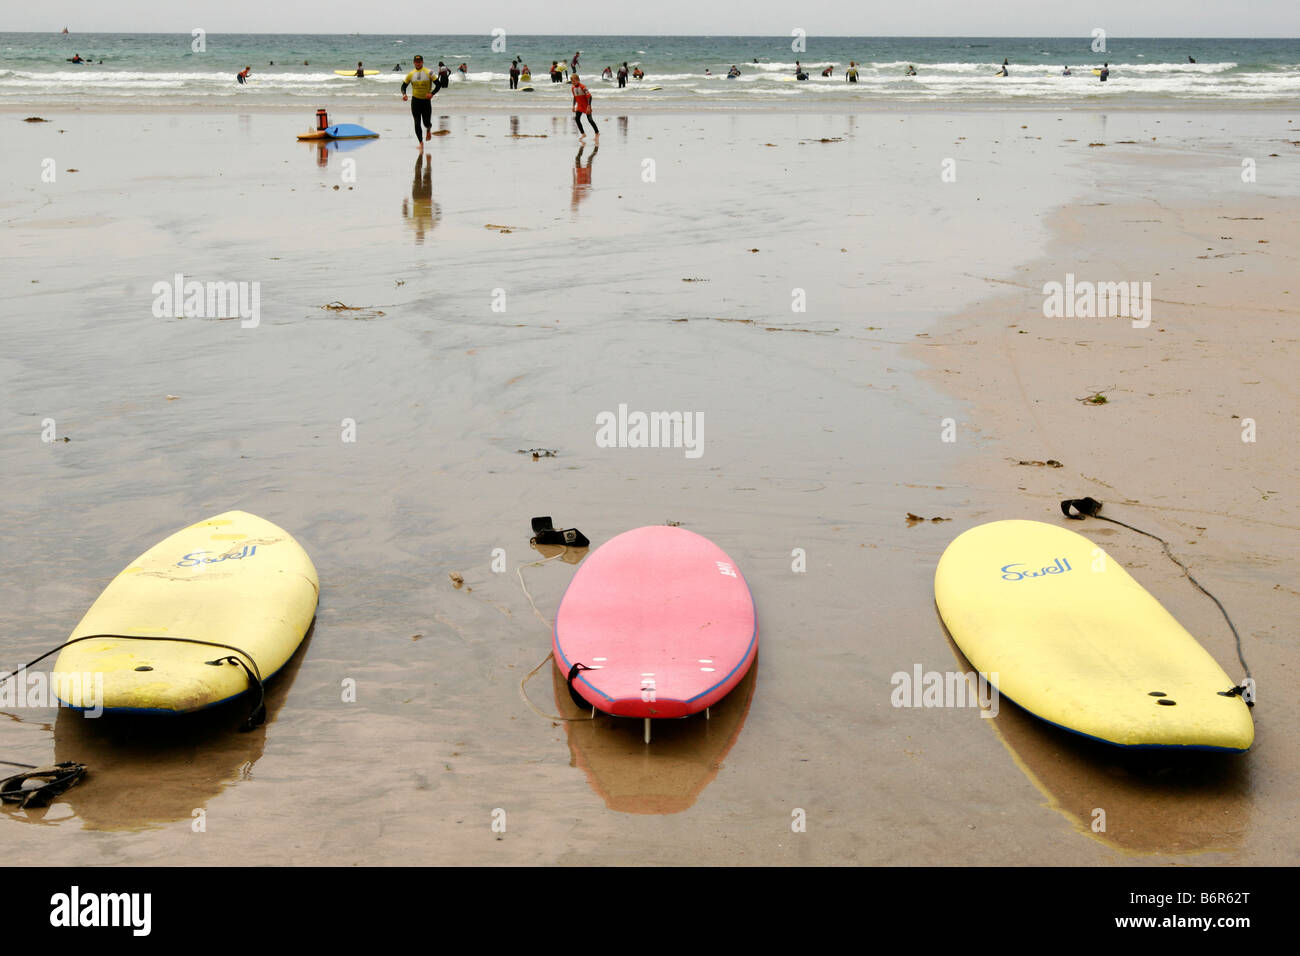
[2,33,1298,110]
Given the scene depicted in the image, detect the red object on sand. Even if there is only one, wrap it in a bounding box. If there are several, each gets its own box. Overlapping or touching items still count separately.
[554,526,758,720]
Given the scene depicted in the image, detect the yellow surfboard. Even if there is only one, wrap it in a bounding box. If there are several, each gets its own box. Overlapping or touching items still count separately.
[935,520,1253,751]
[53,512,318,716]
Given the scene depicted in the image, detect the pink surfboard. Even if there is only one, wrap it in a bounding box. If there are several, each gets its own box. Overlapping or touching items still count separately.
[554,526,757,738]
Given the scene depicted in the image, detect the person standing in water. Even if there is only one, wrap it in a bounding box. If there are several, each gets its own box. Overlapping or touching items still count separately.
[509,59,520,89]
[1099,62,1110,82]
[353,62,366,77]
[846,61,858,83]
[572,51,581,73]
[401,55,440,146]
[570,74,599,138]
[437,61,452,88]
[617,62,629,87]
[237,65,252,84]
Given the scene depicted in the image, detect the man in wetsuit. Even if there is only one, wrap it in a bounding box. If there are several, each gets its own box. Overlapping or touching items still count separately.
[618,62,629,87]
[570,74,599,137]
[437,61,452,88]
[846,61,858,82]
[401,55,440,146]
[509,59,520,89]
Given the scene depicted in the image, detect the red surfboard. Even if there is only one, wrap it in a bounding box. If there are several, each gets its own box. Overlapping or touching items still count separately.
[554,526,757,740]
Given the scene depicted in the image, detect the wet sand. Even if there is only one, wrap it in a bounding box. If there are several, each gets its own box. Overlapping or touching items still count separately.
[1,107,1296,865]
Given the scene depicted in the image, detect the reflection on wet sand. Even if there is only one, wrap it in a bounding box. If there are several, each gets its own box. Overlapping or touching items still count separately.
[570,142,597,214]
[26,626,315,832]
[403,153,440,243]
[306,135,376,169]
[940,617,1250,855]
[551,659,757,815]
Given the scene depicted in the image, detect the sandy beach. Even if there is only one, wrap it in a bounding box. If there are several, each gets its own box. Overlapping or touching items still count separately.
[1,103,1297,866]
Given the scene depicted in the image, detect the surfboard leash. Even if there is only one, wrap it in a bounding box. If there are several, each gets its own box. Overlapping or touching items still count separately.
[0,760,87,809]
[515,551,597,723]
[1,633,267,730]
[1061,496,1254,703]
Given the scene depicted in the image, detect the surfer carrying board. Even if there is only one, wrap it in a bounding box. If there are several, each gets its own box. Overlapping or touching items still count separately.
[570,74,599,138]
[401,55,440,147]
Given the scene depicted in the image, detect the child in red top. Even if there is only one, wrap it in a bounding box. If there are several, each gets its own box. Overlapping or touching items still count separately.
[570,74,599,137]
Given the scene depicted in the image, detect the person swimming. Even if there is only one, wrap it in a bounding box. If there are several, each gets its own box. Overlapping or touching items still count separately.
[904,64,916,76]
[727,65,741,77]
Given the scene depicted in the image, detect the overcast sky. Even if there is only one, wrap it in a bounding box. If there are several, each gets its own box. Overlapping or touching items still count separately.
[16,1,1300,36]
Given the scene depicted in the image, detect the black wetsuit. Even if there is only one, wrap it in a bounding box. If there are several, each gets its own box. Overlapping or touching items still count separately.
[402,68,439,140]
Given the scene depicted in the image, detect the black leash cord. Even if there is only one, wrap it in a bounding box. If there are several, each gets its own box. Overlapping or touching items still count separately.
[2,633,267,731]
[1062,497,1253,695]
